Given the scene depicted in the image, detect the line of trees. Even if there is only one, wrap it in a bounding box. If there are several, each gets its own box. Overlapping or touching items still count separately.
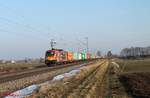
[120,46,150,58]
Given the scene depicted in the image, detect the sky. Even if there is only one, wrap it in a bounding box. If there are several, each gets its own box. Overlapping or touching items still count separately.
[0,0,150,59]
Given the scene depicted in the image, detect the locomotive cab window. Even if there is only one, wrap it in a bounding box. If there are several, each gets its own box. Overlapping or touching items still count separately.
[46,52,54,56]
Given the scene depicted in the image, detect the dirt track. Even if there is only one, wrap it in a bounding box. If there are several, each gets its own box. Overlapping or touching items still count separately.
[65,60,109,98]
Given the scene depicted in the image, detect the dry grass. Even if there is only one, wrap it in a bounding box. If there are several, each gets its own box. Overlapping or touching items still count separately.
[108,62,132,98]
[115,59,150,98]
[0,64,81,97]
[0,62,44,73]
[81,61,108,98]
[116,59,150,73]
[27,60,109,98]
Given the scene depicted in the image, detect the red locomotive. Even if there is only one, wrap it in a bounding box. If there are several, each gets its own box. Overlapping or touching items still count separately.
[45,49,97,66]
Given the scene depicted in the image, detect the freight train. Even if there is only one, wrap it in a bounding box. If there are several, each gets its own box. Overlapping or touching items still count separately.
[45,49,97,66]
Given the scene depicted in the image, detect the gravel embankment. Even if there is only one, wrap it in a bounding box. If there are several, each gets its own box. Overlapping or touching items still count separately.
[0,64,86,97]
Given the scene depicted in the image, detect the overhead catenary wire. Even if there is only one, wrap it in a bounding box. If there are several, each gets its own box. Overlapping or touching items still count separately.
[0,28,46,41]
[74,32,89,52]
[0,3,82,43]
[75,35,89,53]
[0,3,55,39]
[56,37,78,51]
[0,3,89,51]
[0,16,49,40]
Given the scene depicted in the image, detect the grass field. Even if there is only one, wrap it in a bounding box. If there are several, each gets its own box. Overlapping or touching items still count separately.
[0,62,44,73]
[115,59,150,98]
[116,59,150,73]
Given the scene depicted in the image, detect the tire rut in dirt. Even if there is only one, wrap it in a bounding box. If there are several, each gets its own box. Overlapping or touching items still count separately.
[62,61,107,98]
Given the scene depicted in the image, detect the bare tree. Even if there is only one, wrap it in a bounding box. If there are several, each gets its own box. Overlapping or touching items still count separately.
[120,46,150,58]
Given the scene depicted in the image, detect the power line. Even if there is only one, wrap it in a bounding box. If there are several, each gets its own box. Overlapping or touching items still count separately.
[0,3,26,20]
[0,16,49,40]
[76,37,89,53]
[0,3,79,46]
[0,3,54,39]
[0,3,44,32]
[0,28,45,41]
[0,3,90,52]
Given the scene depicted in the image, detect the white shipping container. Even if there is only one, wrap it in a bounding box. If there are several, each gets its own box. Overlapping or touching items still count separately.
[73,52,78,60]
[78,53,82,60]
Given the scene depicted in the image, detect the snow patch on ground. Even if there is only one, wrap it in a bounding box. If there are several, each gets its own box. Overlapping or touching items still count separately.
[112,62,120,68]
[52,69,80,81]
[5,85,39,98]
[52,63,87,81]
[5,63,87,98]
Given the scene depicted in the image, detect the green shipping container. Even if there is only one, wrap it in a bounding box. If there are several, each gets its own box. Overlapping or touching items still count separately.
[81,52,87,60]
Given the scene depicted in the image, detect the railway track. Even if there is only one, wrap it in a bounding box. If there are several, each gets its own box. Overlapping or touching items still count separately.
[0,60,97,84]
[0,64,47,76]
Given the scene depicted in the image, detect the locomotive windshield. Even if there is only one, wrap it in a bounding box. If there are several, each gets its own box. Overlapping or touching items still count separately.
[46,51,54,57]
